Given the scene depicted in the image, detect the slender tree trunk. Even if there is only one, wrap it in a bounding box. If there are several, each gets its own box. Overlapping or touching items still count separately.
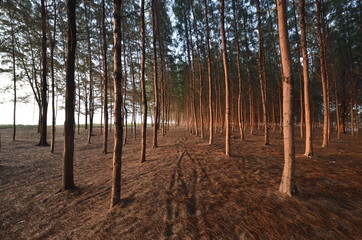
[204,0,213,144]
[220,0,230,156]
[277,0,297,196]
[129,46,137,140]
[111,0,123,207]
[84,83,88,130]
[122,39,128,144]
[185,16,198,137]
[292,0,304,139]
[39,0,49,146]
[191,5,204,138]
[85,1,94,144]
[11,25,16,141]
[50,0,56,153]
[316,0,329,147]
[62,0,76,190]
[77,74,80,135]
[256,0,269,145]
[232,0,244,140]
[299,0,313,157]
[140,0,147,162]
[152,0,159,148]
[243,16,254,136]
[101,0,108,154]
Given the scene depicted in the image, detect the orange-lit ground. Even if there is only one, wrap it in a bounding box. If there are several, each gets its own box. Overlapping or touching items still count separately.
[0,126,361,239]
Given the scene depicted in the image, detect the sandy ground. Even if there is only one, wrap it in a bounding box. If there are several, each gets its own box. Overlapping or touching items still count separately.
[0,125,361,239]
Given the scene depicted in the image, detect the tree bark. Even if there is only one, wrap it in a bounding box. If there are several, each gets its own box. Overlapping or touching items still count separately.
[292,0,304,139]
[299,0,313,157]
[152,0,159,148]
[232,0,244,140]
[256,0,269,145]
[11,24,16,141]
[140,0,147,162]
[85,1,94,144]
[62,0,76,190]
[111,0,123,207]
[50,0,57,153]
[39,0,49,146]
[277,0,297,196]
[101,0,109,154]
[220,0,230,156]
[204,0,213,144]
[316,0,329,147]
[243,15,254,136]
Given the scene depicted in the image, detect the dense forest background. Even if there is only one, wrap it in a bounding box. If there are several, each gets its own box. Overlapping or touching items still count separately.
[1,0,360,138]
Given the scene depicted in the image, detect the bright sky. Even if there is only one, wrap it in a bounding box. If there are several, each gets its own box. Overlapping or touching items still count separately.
[0,74,140,126]
[0,73,66,125]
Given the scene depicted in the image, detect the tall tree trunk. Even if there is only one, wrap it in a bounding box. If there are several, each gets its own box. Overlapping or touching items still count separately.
[84,83,88,130]
[101,0,109,154]
[316,0,329,147]
[111,0,123,207]
[185,15,198,137]
[220,0,230,156]
[39,0,49,146]
[256,0,269,145]
[190,5,204,138]
[152,0,159,148]
[232,0,244,140]
[140,0,147,163]
[129,45,137,140]
[51,0,57,153]
[77,74,81,135]
[85,1,94,144]
[204,0,213,144]
[243,16,254,136]
[292,0,304,139]
[299,0,313,157]
[122,39,128,144]
[277,0,297,196]
[11,25,16,141]
[62,0,76,190]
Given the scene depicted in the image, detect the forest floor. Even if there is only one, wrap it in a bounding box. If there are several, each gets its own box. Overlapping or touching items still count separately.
[0,125,361,240]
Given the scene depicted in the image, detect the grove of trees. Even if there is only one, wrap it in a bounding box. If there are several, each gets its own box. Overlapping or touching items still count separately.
[0,0,361,206]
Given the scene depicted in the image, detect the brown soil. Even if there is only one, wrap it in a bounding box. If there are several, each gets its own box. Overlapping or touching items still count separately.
[0,126,361,239]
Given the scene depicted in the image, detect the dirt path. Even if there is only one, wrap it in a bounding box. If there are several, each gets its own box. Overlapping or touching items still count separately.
[0,126,361,239]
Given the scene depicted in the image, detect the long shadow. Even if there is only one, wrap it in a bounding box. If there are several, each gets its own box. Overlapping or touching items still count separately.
[164,149,201,239]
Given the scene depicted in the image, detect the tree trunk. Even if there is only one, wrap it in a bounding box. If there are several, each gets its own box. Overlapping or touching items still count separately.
[51,0,56,153]
[316,0,329,147]
[256,0,269,145]
[129,45,137,140]
[122,37,128,144]
[62,0,76,190]
[152,0,159,148]
[77,74,81,135]
[111,0,123,207]
[39,0,49,146]
[243,16,254,136]
[277,0,297,196]
[232,0,244,140]
[220,0,230,156]
[140,0,147,162]
[299,0,313,157]
[292,0,304,139]
[85,1,94,144]
[203,0,213,145]
[11,24,16,141]
[101,0,109,154]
